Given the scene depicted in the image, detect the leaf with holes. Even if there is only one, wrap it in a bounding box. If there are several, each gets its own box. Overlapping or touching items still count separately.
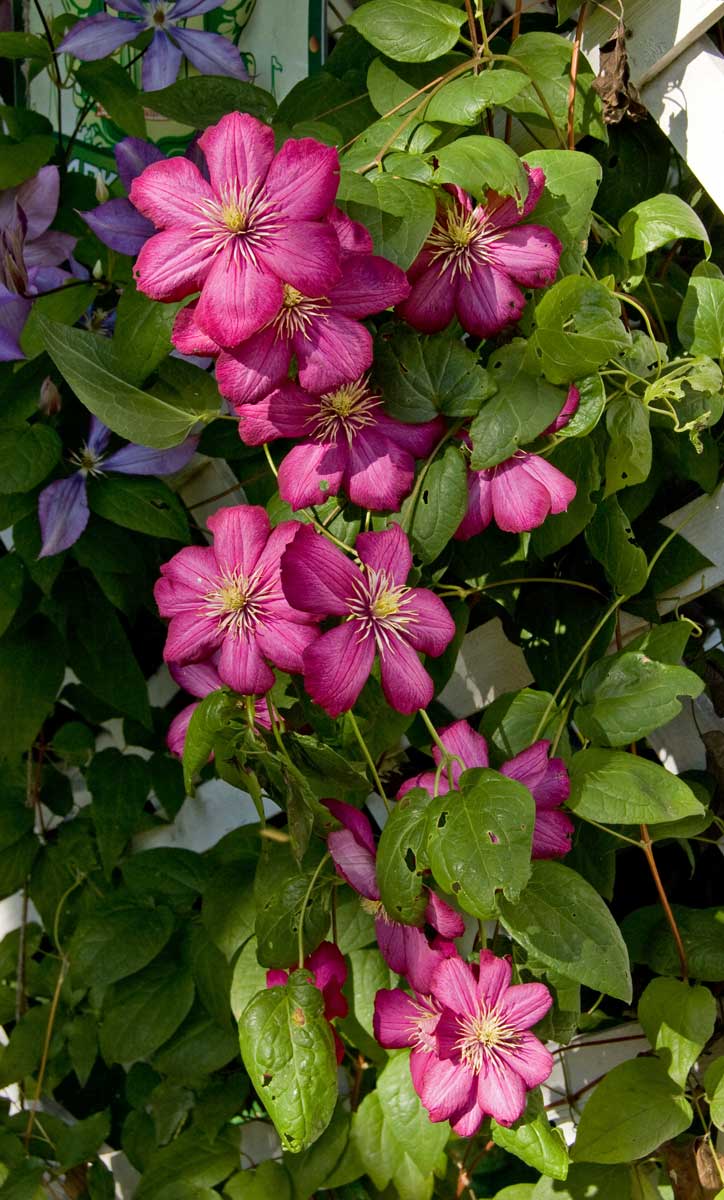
[376,789,432,924]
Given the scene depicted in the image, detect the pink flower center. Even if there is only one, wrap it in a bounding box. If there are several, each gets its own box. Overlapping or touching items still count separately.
[427,202,503,281]
[455,1006,520,1074]
[347,569,417,651]
[405,996,442,1055]
[203,565,278,637]
[193,181,282,260]
[309,379,382,445]
[273,284,329,339]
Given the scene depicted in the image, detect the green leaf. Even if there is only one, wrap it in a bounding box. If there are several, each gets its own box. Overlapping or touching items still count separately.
[677,263,724,359]
[705,1058,724,1129]
[506,32,605,141]
[224,1162,292,1200]
[498,861,632,1002]
[0,134,54,188]
[585,497,647,596]
[627,619,697,666]
[55,1110,110,1170]
[100,958,195,1064]
[604,393,652,494]
[0,32,50,59]
[230,937,268,1022]
[39,318,217,449]
[0,618,64,758]
[76,60,146,138]
[401,444,468,565]
[638,977,715,1087]
[426,70,528,124]
[239,971,337,1153]
[114,284,181,386]
[68,1013,97,1088]
[254,841,332,969]
[67,578,152,726]
[366,58,422,116]
[377,1051,450,1175]
[373,326,493,422]
[572,1057,692,1163]
[480,688,561,760]
[87,748,151,875]
[0,424,61,494]
[376,791,432,924]
[568,749,705,824]
[528,277,630,385]
[0,555,24,639]
[427,769,534,918]
[201,864,255,961]
[134,1129,239,1199]
[619,194,711,260]
[531,1164,633,1198]
[491,1089,569,1180]
[123,848,209,907]
[469,341,570,468]
[182,690,233,792]
[88,476,190,542]
[153,1012,238,1081]
[435,135,528,201]
[144,77,275,127]
[523,150,602,276]
[337,172,436,269]
[0,1160,47,1199]
[347,0,465,62]
[622,904,724,982]
[575,654,704,747]
[69,901,174,988]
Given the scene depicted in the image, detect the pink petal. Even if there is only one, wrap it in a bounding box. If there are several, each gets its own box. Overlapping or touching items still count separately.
[455,264,526,339]
[501,741,550,795]
[302,622,375,717]
[253,518,306,583]
[397,769,447,801]
[327,206,373,255]
[534,756,570,810]
[345,428,415,512]
[278,441,348,510]
[519,454,577,515]
[436,720,489,772]
[325,799,376,855]
[455,468,494,540]
[295,312,373,395]
[281,525,361,617]
[397,260,457,334]
[375,917,410,977]
[373,988,421,1049]
[484,166,546,228]
[195,251,283,348]
[544,384,580,435]
[430,954,479,1016]
[168,658,222,698]
[485,224,561,288]
[378,638,434,715]
[404,590,456,656]
[450,1099,485,1137]
[157,544,218,596]
[173,302,220,356]
[256,616,319,674]
[476,950,512,1007]
[329,253,410,318]
[419,1055,477,1123]
[476,1057,527,1127]
[376,412,445,459]
[216,327,291,407]
[167,702,197,758]
[259,221,341,296]
[206,505,270,578]
[164,612,220,663]
[264,138,340,220]
[500,982,554,1030]
[306,942,347,992]
[236,382,312,445]
[403,927,455,995]
[129,157,214,230]
[198,112,275,194]
[425,891,465,939]
[217,631,275,694]
[495,1033,554,1090]
[532,810,574,859]
[328,827,379,899]
[490,459,552,534]
[133,229,213,301]
[356,524,411,585]
[266,968,288,988]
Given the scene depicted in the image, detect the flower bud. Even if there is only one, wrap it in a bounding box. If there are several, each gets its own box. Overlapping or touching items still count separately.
[92,259,103,281]
[94,175,110,204]
[38,377,62,416]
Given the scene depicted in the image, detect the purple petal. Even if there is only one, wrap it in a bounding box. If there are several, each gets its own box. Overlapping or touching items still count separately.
[168,657,222,698]
[533,756,570,810]
[355,524,411,586]
[115,137,166,192]
[24,230,76,270]
[378,638,434,715]
[81,198,154,256]
[0,290,31,361]
[490,458,552,534]
[327,206,373,255]
[485,166,546,228]
[264,138,340,222]
[435,720,488,773]
[142,30,183,91]
[217,631,275,695]
[431,954,478,1016]
[476,950,512,1006]
[404,589,456,657]
[455,264,526,339]
[295,311,372,396]
[236,383,313,444]
[173,302,220,357]
[38,474,89,558]
[327,827,379,900]
[485,225,561,289]
[324,800,377,854]
[13,166,60,240]
[344,428,413,512]
[106,0,147,15]
[168,25,247,80]
[58,13,142,60]
[170,0,227,16]
[216,327,291,407]
[302,623,375,718]
[130,157,213,231]
[532,810,574,859]
[207,505,270,578]
[103,435,198,475]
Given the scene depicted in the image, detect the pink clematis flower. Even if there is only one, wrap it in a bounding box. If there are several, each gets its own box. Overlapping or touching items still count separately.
[397,169,561,339]
[166,658,271,758]
[423,951,553,1132]
[131,112,342,349]
[326,799,463,991]
[235,377,444,511]
[267,942,348,1063]
[456,450,576,538]
[281,524,456,716]
[154,505,319,695]
[398,720,573,859]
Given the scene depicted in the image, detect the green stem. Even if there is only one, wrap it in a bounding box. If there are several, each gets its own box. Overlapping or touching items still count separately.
[297,852,330,970]
[578,814,641,848]
[614,292,663,376]
[347,710,390,812]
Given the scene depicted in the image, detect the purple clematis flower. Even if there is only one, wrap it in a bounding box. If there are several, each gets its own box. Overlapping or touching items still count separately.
[0,166,77,361]
[166,657,272,758]
[326,798,463,991]
[398,719,573,859]
[130,112,342,349]
[281,524,456,717]
[154,505,321,694]
[81,138,165,257]
[58,0,247,92]
[397,169,561,340]
[38,415,198,558]
[455,449,577,538]
[235,377,445,512]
